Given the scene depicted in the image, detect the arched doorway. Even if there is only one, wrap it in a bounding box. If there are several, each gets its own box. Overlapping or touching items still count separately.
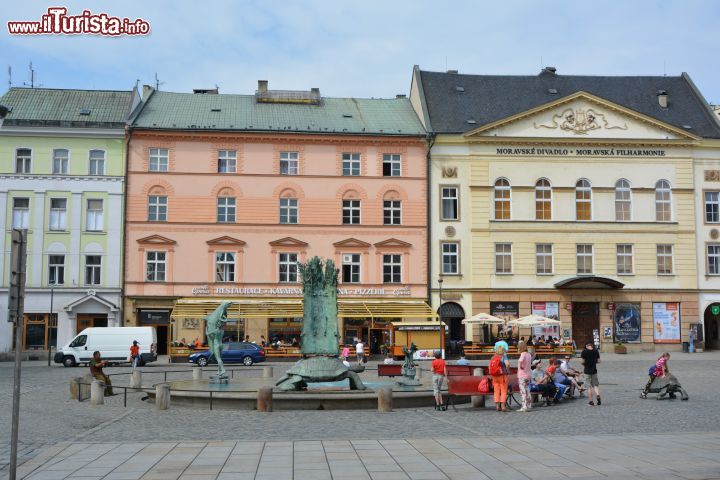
[439,302,465,355]
[704,303,720,350]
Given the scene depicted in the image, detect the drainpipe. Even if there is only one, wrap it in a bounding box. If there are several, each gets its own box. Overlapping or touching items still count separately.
[425,132,436,306]
[120,125,131,327]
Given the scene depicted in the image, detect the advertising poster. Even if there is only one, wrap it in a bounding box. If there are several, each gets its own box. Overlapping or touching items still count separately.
[490,302,518,338]
[531,302,560,339]
[653,302,681,344]
[613,303,641,343]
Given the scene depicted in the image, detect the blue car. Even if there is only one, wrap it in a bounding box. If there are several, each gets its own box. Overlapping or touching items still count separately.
[188,342,265,367]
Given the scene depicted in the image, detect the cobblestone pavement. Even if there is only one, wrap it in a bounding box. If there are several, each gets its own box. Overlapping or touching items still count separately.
[2,352,720,479]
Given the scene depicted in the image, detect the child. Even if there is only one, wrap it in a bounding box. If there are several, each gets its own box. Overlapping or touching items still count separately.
[641,352,670,399]
[129,340,140,370]
[431,350,447,411]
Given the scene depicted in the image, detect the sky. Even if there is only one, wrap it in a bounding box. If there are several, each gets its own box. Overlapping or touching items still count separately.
[1,1,719,104]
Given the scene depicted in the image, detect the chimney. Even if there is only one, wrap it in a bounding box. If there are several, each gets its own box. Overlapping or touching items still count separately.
[540,66,557,76]
[446,69,458,74]
[396,94,407,99]
[142,84,154,99]
[258,80,268,93]
[657,90,668,108]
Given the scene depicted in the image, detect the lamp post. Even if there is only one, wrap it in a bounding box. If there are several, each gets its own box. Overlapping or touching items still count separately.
[438,278,443,358]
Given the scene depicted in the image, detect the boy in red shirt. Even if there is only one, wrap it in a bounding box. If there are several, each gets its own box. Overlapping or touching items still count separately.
[431,350,447,411]
[130,340,140,369]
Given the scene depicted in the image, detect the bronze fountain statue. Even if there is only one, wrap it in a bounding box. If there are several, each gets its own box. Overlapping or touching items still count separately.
[205,300,233,383]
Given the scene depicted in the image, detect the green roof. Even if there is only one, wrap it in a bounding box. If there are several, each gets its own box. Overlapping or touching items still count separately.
[132,91,426,136]
[0,87,133,128]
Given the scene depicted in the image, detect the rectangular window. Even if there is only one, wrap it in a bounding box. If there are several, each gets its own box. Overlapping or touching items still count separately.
[85,255,102,285]
[342,153,360,176]
[708,244,720,275]
[15,148,31,174]
[616,244,634,275]
[383,254,402,283]
[52,149,69,174]
[495,243,512,274]
[88,150,105,175]
[342,200,361,225]
[218,150,237,173]
[215,252,236,282]
[536,244,553,274]
[279,198,298,224]
[146,251,166,282]
[149,148,169,172]
[86,199,103,231]
[705,192,719,223]
[441,242,459,275]
[382,154,401,177]
[441,187,459,220]
[12,198,30,229]
[279,253,298,283]
[217,197,236,223]
[280,151,298,175]
[342,253,361,283]
[576,244,593,274]
[48,255,65,285]
[49,198,67,231]
[383,200,401,225]
[657,244,673,275]
[148,196,168,222]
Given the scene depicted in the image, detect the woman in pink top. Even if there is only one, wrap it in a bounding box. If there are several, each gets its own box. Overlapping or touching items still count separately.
[341,346,350,361]
[517,341,532,412]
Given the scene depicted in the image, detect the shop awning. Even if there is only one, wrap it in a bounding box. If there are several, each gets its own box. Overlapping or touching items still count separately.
[391,320,446,331]
[170,297,438,321]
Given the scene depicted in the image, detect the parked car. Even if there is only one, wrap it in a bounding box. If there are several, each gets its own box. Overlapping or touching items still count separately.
[54,327,158,367]
[188,342,265,366]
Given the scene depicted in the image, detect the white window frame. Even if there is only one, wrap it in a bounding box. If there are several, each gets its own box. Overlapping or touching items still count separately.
[535,243,553,275]
[494,178,511,220]
[341,253,361,283]
[615,179,632,221]
[708,244,720,275]
[280,151,299,175]
[86,199,104,232]
[48,254,65,285]
[279,198,298,224]
[575,179,592,221]
[495,243,513,274]
[217,197,236,223]
[705,191,720,224]
[616,244,634,275]
[535,178,552,221]
[149,148,169,172]
[342,153,361,176]
[278,253,298,283]
[382,153,401,177]
[146,251,167,282]
[49,198,67,231]
[441,186,459,221]
[655,180,672,222]
[657,244,674,275]
[52,148,69,175]
[218,150,237,173]
[383,254,402,283]
[215,252,236,283]
[576,244,594,275]
[342,199,361,225]
[84,255,102,286]
[12,198,30,229]
[148,195,167,222]
[441,242,459,275]
[15,148,32,174]
[88,149,106,175]
[383,200,401,225]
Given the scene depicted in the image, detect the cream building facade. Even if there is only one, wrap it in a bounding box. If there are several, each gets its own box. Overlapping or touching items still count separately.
[412,66,720,352]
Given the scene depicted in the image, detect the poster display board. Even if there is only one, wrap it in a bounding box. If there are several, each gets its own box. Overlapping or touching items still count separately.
[653,302,681,344]
[613,303,641,343]
[490,302,518,339]
[531,302,560,339]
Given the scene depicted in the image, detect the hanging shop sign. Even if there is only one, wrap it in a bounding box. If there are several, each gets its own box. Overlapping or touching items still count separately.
[653,302,681,344]
[613,303,641,343]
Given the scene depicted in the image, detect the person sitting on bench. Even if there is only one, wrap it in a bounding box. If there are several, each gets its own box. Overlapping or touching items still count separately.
[530,359,557,406]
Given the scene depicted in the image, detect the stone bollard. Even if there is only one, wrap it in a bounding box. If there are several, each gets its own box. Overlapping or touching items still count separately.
[156,384,170,410]
[80,374,93,400]
[129,370,142,389]
[377,387,393,412]
[414,365,423,381]
[257,386,273,412]
[471,367,486,408]
[262,366,274,378]
[90,380,105,405]
[69,377,81,400]
[192,367,203,381]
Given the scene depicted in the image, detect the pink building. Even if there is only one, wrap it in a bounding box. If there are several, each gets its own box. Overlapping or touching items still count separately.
[124,84,429,354]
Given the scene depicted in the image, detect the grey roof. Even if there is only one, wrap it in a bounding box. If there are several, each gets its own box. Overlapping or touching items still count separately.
[131,91,426,136]
[416,68,720,138]
[0,87,134,128]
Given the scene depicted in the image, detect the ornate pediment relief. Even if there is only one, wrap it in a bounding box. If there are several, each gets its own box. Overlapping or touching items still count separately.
[269,236,309,247]
[374,238,412,249]
[136,234,177,245]
[333,238,372,248]
[206,236,246,246]
[534,106,627,134]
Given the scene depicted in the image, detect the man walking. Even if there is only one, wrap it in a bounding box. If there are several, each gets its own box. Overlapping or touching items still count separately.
[580,341,601,406]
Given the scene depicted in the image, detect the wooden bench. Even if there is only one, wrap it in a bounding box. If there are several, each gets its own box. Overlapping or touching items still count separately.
[446,365,475,376]
[447,374,520,410]
[377,364,402,377]
[265,346,302,358]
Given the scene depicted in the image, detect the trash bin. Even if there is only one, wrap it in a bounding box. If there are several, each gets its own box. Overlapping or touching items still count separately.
[682,342,689,353]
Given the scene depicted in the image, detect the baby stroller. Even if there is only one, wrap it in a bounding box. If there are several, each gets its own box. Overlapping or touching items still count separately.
[641,372,689,400]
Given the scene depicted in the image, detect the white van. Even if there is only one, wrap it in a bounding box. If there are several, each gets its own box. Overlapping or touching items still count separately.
[54,327,157,368]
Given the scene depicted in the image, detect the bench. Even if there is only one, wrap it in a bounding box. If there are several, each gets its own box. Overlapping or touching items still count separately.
[377,364,402,377]
[446,365,476,376]
[446,374,520,410]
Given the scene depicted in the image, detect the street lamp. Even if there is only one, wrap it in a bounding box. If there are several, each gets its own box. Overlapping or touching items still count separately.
[438,278,443,357]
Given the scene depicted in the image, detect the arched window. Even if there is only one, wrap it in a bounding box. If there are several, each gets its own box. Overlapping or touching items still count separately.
[655,180,672,222]
[575,179,592,221]
[535,178,552,220]
[615,179,631,221]
[494,178,511,220]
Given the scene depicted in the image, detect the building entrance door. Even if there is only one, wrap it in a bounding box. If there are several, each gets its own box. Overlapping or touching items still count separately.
[704,303,720,350]
[572,302,599,346]
[77,314,108,331]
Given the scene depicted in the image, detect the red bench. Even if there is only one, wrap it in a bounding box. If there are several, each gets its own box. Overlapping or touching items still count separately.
[377,364,402,377]
[447,374,519,410]
[446,365,476,376]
